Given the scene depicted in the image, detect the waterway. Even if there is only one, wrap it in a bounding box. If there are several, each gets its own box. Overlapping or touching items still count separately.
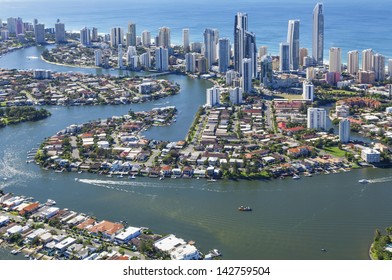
[1,47,392,260]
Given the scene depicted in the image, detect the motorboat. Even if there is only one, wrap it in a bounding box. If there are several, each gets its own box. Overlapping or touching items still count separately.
[292,174,300,180]
[238,206,252,211]
[46,199,56,206]
[358,179,369,184]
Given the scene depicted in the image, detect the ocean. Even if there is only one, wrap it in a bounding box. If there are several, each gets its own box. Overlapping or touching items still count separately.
[1,0,391,61]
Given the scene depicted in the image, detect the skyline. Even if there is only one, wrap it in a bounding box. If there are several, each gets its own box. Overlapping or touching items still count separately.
[1,0,392,62]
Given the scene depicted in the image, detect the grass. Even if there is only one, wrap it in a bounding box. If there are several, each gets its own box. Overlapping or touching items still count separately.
[274,94,303,101]
[324,146,346,157]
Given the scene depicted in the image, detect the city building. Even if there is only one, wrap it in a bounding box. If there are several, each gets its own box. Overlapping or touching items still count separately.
[118,44,123,69]
[241,58,252,93]
[185,52,197,73]
[336,105,350,118]
[158,26,171,48]
[7,17,17,34]
[299,48,308,68]
[279,42,290,72]
[0,30,9,41]
[226,70,238,86]
[329,47,342,73]
[361,148,380,163]
[258,46,268,60]
[347,50,359,75]
[55,22,66,44]
[182,28,190,52]
[259,55,273,86]
[302,81,314,101]
[190,42,203,53]
[287,19,300,70]
[312,3,324,65]
[218,38,230,73]
[229,87,243,104]
[306,67,315,80]
[358,71,375,84]
[206,86,220,106]
[139,52,151,68]
[110,27,124,48]
[362,49,374,71]
[388,59,392,78]
[339,118,350,143]
[34,23,45,44]
[125,22,136,47]
[91,27,98,42]
[385,107,392,114]
[245,31,257,78]
[80,27,91,46]
[94,50,102,66]
[141,30,151,47]
[373,53,385,81]
[234,12,248,74]
[307,107,326,130]
[196,57,208,74]
[155,47,169,71]
[203,28,219,69]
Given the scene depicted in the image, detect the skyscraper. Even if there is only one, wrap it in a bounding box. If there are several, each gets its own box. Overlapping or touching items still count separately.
[126,22,136,47]
[94,50,102,66]
[55,22,66,44]
[347,50,359,75]
[218,38,230,73]
[307,108,326,130]
[118,44,123,69]
[388,59,392,78]
[139,52,151,69]
[329,47,342,73]
[362,49,374,71]
[111,27,124,48]
[91,27,98,42]
[279,42,290,72]
[158,26,170,48]
[182,28,190,53]
[155,47,169,71]
[339,119,350,143]
[185,52,197,73]
[312,3,324,65]
[203,28,219,69]
[206,87,220,106]
[80,27,91,46]
[229,87,243,105]
[241,58,252,93]
[34,23,45,44]
[260,55,273,86]
[141,30,151,47]
[374,53,385,81]
[287,19,300,70]
[234,12,248,74]
[303,81,314,101]
[7,17,17,34]
[245,31,257,78]
[16,17,24,35]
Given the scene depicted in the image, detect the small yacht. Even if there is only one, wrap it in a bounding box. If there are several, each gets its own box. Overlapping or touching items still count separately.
[46,199,56,206]
[358,179,369,184]
[292,174,300,180]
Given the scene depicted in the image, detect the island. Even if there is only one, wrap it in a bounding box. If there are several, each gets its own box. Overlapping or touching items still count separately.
[0,106,51,127]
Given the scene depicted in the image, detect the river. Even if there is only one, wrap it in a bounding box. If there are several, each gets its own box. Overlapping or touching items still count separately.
[1,47,392,260]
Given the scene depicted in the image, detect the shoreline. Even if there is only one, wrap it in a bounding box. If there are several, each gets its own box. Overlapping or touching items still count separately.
[40,55,101,69]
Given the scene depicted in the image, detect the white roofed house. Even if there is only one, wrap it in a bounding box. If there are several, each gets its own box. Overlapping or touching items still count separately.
[54,237,76,253]
[114,226,142,244]
[154,234,201,260]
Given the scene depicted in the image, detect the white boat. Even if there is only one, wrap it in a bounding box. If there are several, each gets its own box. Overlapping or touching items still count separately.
[129,175,136,179]
[207,179,217,182]
[292,174,300,179]
[3,177,7,181]
[196,177,200,180]
[10,250,18,255]
[46,199,56,206]
[304,173,312,177]
[74,178,79,181]
[159,176,164,180]
[358,179,369,184]
[78,171,83,174]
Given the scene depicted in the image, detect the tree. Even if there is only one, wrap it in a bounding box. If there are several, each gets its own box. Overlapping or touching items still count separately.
[374,229,381,242]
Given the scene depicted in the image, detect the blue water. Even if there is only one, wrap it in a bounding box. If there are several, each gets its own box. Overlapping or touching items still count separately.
[1,0,391,61]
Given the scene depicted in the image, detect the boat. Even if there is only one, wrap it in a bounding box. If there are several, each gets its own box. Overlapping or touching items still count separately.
[74,178,79,181]
[358,179,370,184]
[304,173,312,177]
[117,174,124,178]
[210,249,222,257]
[238,206,252,211]
[292,174,300,179]
[3,177,7,181]
[207,178,217,182]
[196,177,200,180]
[321,248,327,252]
[10,250,18,255]
[107,174,113,178]
[171,175,177,179]
[78,171,83,174]
[46,199,56,206]
[129,175,136,179]
[159,176,164,180]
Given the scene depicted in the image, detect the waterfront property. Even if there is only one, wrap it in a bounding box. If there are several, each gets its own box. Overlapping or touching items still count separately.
[0,192,202,260]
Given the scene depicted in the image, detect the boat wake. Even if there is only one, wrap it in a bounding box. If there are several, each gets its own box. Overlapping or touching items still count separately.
[367,176,392,184]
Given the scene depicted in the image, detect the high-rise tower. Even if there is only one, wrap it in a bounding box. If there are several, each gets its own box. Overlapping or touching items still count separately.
[312,3,324,65]
[234,12,248,74]
[287,19,300,70]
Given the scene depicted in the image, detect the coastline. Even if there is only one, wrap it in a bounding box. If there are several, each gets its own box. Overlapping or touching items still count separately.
[40,55,101,69]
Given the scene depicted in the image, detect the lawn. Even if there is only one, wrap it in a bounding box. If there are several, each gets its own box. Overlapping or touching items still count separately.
[324,146,346,157]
